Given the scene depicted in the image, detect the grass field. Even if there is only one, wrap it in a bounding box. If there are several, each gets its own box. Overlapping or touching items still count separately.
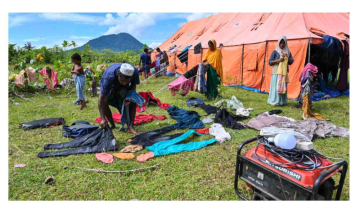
[8,76,350,200]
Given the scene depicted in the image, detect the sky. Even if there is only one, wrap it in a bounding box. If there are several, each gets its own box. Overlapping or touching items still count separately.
[8,13,214,49]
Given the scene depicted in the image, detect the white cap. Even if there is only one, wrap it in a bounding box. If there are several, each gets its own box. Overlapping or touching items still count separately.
[120,63,135,76]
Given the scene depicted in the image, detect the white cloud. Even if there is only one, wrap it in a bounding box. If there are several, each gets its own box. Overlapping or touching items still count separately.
[101,13,174,36]
[69,35,93,40]
[23,38,45,42]
[149,42,162,48]
[185,13,214,22]
[177,22,186,28]
[9,14,34,28]
[39,13,103,24]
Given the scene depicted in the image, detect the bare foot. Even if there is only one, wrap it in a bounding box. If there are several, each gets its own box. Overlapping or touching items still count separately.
[127,126,140,135]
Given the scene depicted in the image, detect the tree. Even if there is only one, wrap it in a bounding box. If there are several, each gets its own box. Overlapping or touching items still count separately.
[62,40,68,51]
[8,44,17,63]
[24,42,34,51]
[71,41,77,48]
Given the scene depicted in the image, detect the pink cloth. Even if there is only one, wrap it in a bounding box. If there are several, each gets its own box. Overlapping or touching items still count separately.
[40,67,59,90]
[299,63,318,82]
[96,153,114,163]
[137,91,171,112]
[168,75,194,96]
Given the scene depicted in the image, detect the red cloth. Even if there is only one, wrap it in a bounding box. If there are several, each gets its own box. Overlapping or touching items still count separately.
[142,72,151,77]
[40,67,59,90]
[195,128,209,134]
[94,113,166,125]
[136,91,171,112]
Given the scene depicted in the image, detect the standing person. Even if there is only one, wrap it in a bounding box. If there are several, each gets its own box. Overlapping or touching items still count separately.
[267,36,294,106]
[98,63,140,135]
[156,47,164,59]
[203,39,223,82]
[71,53,86,110]
[139,48,151,79]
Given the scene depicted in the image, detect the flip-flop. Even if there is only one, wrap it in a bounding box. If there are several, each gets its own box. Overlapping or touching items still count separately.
[137,152,155,162]
[113,153,135,160]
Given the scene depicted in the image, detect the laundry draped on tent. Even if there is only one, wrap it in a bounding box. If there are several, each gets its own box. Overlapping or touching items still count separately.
[152,13,349,99]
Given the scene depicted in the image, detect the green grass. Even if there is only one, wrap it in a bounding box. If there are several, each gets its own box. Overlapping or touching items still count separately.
[8,76,349,200]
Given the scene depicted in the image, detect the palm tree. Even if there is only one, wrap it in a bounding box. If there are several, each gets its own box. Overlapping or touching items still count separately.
[24,42,34,50]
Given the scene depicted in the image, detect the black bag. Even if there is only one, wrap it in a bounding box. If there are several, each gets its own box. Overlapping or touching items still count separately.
[20,118,65,130]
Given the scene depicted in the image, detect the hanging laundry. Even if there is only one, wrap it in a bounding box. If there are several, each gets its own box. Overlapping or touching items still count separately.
[193,66,200,91]
[113,153,135,160]
[20,118,65,130]
[37,128,118,158]
[181,45,192,52]
[246,112,295,130]
[137,130,217,162]
[215,96,254,117]
[199,104,218,115]
[186,98,205,107]
[96,153,114,164]
[183,65,198,79]
[39,67,59,90]
[177,49,189,63]
[25,67,37,83]
[214,108,246,130]
[120,145,143,153]
[209,123,231,143]
[136,91,170,112]
[168,75,194,96]
[206,65,220,100]
[94,113,166,125]
[198,63,207,93]
[14,70,26,88]
[194,43,202,54]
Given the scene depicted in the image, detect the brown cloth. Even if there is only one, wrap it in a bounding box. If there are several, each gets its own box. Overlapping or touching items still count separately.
[120,145,143,153]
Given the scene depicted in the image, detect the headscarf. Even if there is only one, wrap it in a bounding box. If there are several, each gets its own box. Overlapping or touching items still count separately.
[203,39,223,82]
[276,36,290,56]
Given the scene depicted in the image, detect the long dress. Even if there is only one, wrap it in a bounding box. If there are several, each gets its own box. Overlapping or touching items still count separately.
[267,50,294,105]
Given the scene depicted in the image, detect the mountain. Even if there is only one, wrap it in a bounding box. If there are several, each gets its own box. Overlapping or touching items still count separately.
[78,33,144,52]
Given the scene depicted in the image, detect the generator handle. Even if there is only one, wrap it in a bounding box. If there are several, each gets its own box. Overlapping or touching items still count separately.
[312,160,348,200]
[235,136,261,200]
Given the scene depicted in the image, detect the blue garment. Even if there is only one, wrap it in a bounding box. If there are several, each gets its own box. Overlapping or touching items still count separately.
[167,106,204,129]
[267,74,288,105]
[186,98,205,107]
[166,72,176,77]
[146,130,217,156]
[269,50,294,73]
[120,90,145,131]
[181,45,191,52]
[140,53,151,66]
[100,63,140,96]
[73,75,86,100]
[198,63,207,93]
[318,35,343,54]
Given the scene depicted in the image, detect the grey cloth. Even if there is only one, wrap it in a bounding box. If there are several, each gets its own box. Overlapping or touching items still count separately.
[272,119,349,140]
[246,113,295,130]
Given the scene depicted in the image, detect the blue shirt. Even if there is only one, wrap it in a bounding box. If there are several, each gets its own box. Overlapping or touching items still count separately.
[100,63,140,96]
[140,53,151,66]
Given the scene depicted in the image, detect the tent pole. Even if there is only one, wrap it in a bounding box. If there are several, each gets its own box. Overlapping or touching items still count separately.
[260,41,268,92]
[241,44,244,86]
[308,38,312,63]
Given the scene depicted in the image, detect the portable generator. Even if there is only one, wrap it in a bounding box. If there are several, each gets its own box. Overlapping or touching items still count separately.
[234,136,348,200]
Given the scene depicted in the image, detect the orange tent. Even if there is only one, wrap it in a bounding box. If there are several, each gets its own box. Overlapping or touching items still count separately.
[153,13,349,99]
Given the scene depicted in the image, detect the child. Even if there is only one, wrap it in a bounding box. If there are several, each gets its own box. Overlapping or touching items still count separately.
[85,66,97,97]
[71,53,86,110]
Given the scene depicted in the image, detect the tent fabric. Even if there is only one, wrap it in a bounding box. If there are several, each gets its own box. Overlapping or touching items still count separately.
[154,13,348,99]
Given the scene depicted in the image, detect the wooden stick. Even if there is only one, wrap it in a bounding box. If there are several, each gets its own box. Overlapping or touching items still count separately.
[11,87,35,102]
[76,163,160,174]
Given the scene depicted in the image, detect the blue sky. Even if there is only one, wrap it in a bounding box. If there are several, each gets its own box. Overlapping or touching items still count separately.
[8,13,214,49]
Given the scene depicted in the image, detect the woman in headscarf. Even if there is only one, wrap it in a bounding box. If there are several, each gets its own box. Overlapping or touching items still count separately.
[203,39,223,82]
[267,36,294,106]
